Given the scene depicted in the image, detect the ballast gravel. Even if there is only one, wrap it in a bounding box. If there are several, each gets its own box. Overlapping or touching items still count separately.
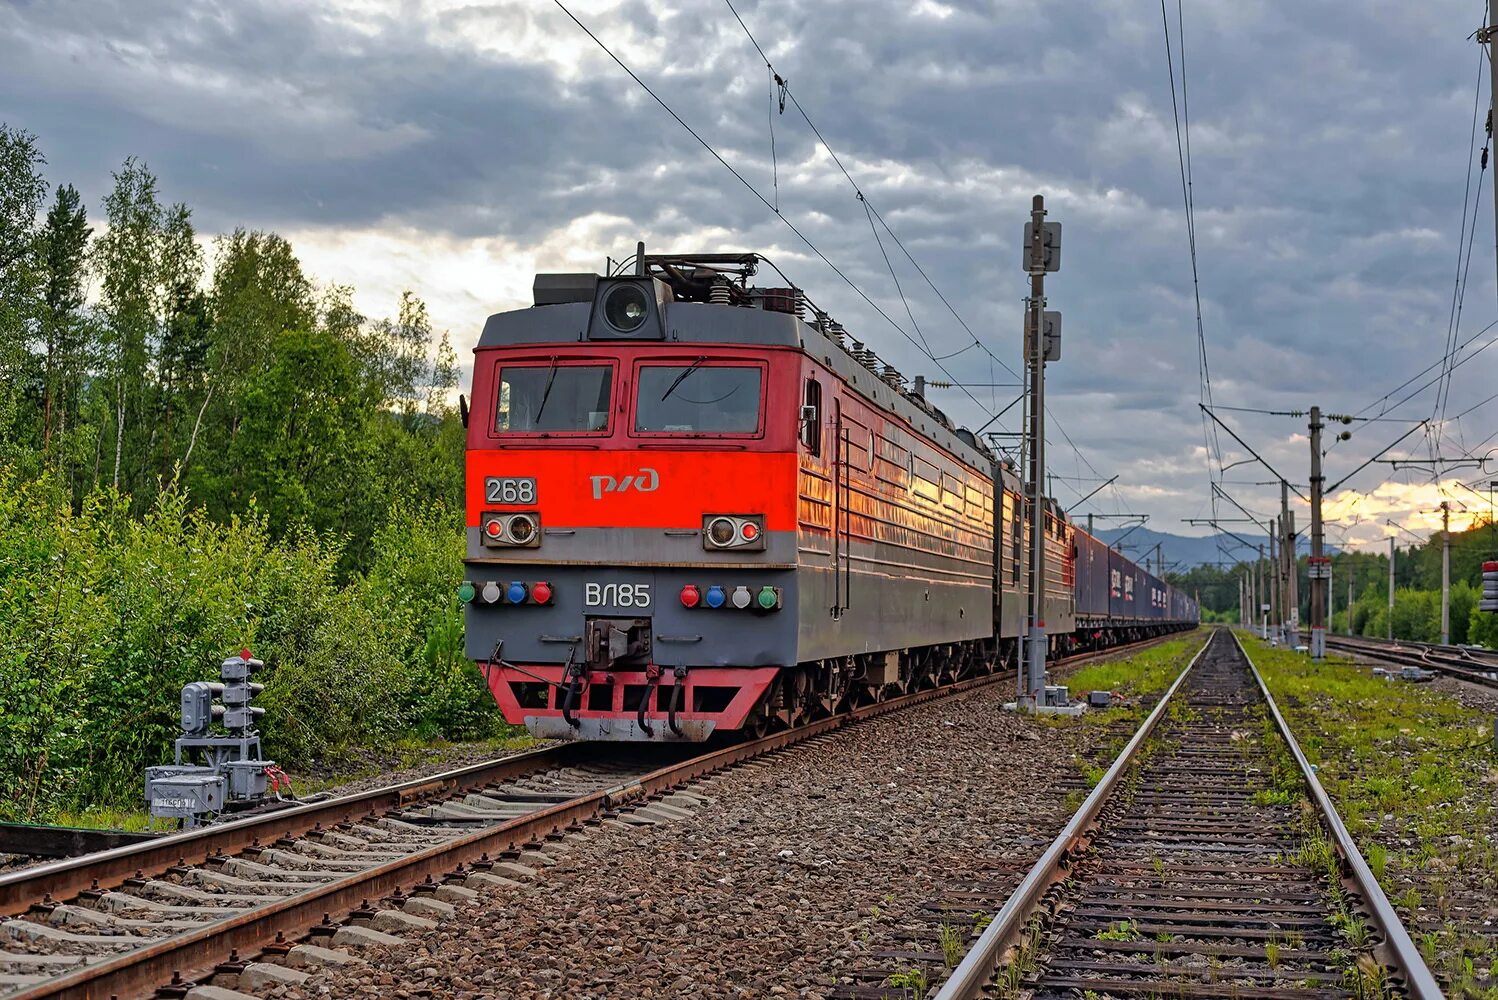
[298,739,557,801]
[272,670,1163,1000]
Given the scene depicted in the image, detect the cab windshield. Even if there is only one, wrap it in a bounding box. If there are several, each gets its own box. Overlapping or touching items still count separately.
[496,364,612,433]
[635,364,763,434]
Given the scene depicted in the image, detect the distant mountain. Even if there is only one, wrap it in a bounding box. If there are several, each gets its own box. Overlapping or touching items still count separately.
[1090,526,1331,571]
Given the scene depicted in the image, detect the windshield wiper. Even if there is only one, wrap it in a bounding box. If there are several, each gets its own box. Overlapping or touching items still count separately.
[660,356,707,401]
[533,356,560,424]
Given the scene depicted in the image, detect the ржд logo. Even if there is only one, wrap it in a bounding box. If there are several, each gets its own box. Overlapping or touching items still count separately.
[590,467,660,500]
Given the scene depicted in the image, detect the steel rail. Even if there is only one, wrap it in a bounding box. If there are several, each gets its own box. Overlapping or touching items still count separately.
[1237,630,1446,1000]
[12,628,1196,1000]
[932,631,1211,998]
[0,742,597,917]
[1323,634,1498,689]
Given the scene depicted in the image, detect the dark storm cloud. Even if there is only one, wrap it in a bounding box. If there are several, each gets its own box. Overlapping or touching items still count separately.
[3,0,1494,539]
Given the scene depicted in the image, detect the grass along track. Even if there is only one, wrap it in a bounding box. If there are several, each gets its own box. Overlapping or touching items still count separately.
[935,629,1440,1000]
[1244,632,1498,999]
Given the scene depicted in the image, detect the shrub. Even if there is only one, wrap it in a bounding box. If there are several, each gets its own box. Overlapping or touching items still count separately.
[0,467,502,821]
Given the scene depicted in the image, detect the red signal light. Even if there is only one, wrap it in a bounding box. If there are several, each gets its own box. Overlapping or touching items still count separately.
[680,584,701,608]
[531,581,553,605]
[739,521,759,542]
[484,519,504,539]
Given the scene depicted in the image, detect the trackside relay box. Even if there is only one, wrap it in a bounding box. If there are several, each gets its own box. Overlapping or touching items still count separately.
[145,650,275,827]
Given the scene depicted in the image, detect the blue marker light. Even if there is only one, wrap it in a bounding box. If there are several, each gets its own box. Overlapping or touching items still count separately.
[506,581,528,604]
[704,585,726,609]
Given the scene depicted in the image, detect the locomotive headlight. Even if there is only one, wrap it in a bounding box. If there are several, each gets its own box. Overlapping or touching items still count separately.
[707,517,737,547]
[603,284,650,332]
[702,514,766,551]
[507,513,536,544]
[480,512,541,548]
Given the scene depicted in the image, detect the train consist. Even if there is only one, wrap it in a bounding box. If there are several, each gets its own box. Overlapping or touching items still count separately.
[461,251,1197,741]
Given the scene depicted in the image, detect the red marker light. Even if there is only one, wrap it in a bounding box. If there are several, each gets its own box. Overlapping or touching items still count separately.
[680,584,701,608]
[484,520,504,538]
[531,581,553,605]
[739,521,759,542]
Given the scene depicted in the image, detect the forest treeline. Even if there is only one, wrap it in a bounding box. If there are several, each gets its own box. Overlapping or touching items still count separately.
[1169,523,1498,646]
[0,124,502,821]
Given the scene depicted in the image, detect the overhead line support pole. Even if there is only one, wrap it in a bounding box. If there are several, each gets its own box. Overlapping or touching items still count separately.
[1022,194,1050,711]
[1280,482,1293,646]
[1269,519,1279,639]
[1441,501,1451,645]
[1256,543,1265,638]
[1388,535,1395,640]
[1309,406,1326,660]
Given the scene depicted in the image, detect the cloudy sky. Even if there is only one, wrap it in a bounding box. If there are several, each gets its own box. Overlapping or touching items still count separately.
[5,0,1497,559]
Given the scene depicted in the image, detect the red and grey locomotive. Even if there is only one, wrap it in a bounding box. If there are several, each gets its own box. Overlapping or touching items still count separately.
[461,251,1196,741]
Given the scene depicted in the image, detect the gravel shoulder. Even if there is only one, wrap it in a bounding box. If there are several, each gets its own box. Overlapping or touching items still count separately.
[275,634,1207,1000]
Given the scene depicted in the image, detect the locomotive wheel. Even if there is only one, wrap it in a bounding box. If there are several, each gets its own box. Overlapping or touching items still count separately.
[741,712,769,740]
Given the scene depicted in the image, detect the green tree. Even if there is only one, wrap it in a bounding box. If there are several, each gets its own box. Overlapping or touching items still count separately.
[427,330,460,417]
[93,157,162,493]
[185,230,315,506]
[1469,605,1498,649]
[359,290,434,419]
[154,202,209,484]
[37,184,92,463]
[227,327,369,537]
[0,124,47,450]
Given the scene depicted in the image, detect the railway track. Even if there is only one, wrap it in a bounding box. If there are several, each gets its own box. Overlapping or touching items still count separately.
[0,629,1191,1000]
[1321,633,1498,689]
[934,629,1441,1000]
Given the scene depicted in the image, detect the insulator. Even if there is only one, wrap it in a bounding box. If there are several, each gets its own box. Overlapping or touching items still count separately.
[709,281,731,305]
[792,288,805,319]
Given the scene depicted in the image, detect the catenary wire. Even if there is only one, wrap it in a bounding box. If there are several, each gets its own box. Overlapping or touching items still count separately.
[720,0,1112,490]
[1433,45,1489,450]
[549,0,1000,426]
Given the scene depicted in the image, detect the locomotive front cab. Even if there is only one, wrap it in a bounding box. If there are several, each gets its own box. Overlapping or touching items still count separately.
[463,267,806,741]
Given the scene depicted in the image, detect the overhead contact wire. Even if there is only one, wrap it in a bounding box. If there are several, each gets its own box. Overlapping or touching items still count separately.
[722,0,1111,487]
[551,0,996,423]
